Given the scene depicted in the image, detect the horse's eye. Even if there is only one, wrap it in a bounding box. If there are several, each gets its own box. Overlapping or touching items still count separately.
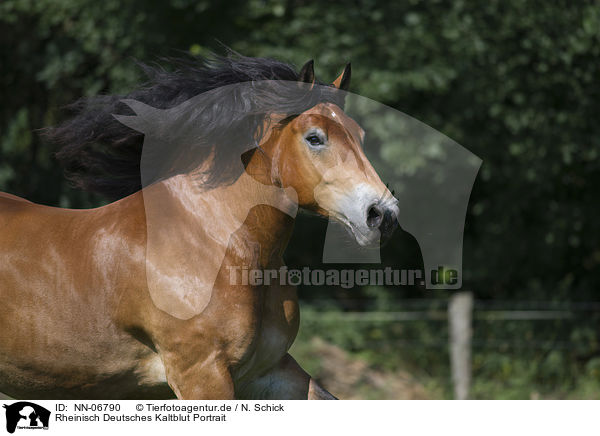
[305,134,324,147]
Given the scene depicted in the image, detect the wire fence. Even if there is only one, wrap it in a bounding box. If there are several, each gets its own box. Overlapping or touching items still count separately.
[300,293,600,398]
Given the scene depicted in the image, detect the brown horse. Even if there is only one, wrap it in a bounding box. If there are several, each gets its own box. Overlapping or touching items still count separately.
[0,55,398,399]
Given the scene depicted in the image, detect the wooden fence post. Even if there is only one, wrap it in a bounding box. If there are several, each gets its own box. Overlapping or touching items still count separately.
[448,291,473,400]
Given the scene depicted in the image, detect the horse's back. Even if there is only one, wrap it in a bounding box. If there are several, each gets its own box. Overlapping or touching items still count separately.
[0,192,38,238]
[0,192,32,203]
[0,192,49,234]
[0,192,35,221]
[0,192,167,398]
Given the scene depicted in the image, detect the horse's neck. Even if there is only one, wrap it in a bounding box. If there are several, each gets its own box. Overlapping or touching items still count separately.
[146,172,298,262]
[136,172,299,320]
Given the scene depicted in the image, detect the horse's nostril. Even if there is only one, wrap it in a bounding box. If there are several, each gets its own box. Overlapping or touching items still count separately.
[367,204,383,228]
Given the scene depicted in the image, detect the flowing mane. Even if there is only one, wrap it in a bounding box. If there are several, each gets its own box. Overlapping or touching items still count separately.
[45,53,344,200]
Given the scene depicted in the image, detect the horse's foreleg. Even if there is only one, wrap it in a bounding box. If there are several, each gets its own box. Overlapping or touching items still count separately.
[308,377,337,400]
[159,352,235,400]
[237,354,336,400]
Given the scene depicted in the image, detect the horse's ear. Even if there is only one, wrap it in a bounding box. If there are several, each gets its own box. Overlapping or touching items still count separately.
[298,59,315,85]
[332,63,351,91]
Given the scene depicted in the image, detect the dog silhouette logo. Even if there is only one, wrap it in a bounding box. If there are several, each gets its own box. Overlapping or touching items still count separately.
[2,402,50,433]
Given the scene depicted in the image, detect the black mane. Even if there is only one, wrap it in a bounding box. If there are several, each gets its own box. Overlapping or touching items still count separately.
[45,53,344,200]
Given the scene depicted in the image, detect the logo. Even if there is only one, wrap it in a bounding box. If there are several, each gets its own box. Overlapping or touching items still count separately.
[2,402,50,433]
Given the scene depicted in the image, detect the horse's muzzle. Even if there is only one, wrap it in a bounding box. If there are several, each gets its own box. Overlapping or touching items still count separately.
[367,204,399,242]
